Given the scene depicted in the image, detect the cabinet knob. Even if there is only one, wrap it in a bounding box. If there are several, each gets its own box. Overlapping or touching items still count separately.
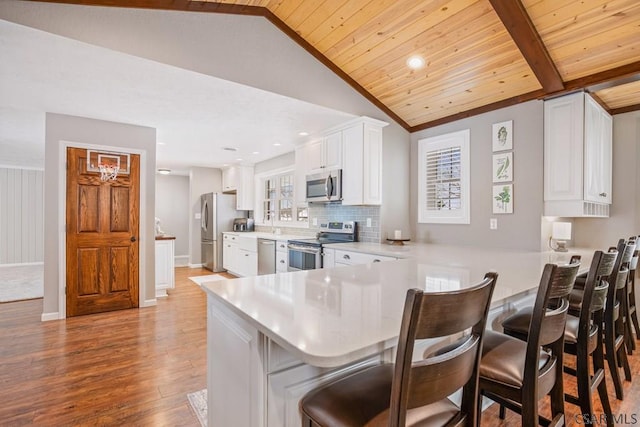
[280,260,285,263]
[343,254,350,260]
[599,192,607,197]
[373,259,381,263]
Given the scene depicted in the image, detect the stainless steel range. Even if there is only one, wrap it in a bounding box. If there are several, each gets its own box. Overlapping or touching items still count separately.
[287,221,357,271]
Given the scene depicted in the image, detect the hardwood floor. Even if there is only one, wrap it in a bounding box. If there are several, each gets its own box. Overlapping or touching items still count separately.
[0,267,225,426]
[1,267,639,426]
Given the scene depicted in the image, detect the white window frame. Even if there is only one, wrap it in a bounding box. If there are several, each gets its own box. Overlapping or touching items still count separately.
[418,129,471,224]
[254,167,309,228]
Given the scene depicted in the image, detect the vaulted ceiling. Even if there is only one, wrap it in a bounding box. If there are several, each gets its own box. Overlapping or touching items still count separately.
[31,0,640,132]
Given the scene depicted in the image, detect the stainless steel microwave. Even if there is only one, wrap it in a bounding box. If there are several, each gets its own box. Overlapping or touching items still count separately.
[305,169,342,203]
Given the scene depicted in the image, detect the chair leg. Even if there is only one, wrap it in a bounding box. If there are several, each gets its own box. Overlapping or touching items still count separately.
[549,355,566,427]
[618,341,632,381]
[605,326,624,400]
[575,349,594,422]
[499,404,506,419]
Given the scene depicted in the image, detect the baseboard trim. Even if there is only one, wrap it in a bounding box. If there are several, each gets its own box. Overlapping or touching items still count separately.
[41,312,60,322]
[188,263,204,268]
[1,261,44,268]
[140,298,157,307]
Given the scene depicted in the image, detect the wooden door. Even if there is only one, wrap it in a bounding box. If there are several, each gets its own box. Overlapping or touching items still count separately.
[66,147,140,317]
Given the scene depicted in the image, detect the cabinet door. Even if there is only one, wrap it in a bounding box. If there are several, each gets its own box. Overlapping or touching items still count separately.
[223,242,237,272]
[341,124,364,205]
[276,250,288,272]
[155,240,174,292]
[222,166,238,193]
[237,166,255,210]
[237,248,258,277]
[362,123,383,205]
[543,93,584,201]
[323,131,343,170]
[584,97,612,203]
[306,140,324,172]
[322,248,335,269]
[295,145,310,204]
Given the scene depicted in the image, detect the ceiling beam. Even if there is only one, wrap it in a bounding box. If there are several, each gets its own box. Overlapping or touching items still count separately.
[611,104,640,115]
[488,0,564,93]
[563,60,640,93]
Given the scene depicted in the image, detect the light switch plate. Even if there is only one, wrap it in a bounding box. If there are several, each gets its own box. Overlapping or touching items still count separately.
[366,218,372,227]
[312,217,318,226]
[195,213,201,219]
[490,218,497,230]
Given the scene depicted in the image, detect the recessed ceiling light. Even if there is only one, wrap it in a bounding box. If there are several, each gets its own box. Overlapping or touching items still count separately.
[222,147,238,152]
[273,143,281,147]
[222,164,229,167]
[406,55,425,70]
[236,158,243,161]
[157,168,171,175]
[157,142,166,146]
[298,132,309,136]
[252,151,259,155]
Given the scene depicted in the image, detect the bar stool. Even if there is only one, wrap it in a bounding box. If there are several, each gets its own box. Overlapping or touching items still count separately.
[478,262,579,427]
[298,273,497,427]
[604,239,635,399]
[502,251,617,426]
[627,246,640,350]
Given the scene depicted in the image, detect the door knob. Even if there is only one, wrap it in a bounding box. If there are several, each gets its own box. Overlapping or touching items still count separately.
[131,236,137,242]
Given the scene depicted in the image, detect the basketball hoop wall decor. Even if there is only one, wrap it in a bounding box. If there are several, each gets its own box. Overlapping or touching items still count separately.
[86,150,131,182]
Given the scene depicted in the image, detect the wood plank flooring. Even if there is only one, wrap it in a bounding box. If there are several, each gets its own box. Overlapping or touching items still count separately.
[1,267,640,426]
[0,267,223,426]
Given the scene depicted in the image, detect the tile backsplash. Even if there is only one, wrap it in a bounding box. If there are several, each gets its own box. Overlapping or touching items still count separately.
[254,204,381,243]
[309,204,381,243]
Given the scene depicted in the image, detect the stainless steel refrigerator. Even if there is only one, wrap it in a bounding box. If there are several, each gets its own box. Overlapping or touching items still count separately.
[201,193,241,272]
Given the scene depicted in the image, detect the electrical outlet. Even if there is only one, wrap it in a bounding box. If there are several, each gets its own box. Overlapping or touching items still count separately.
[312,217,318,226]
[366,218,372,227]
[490,218,498,230]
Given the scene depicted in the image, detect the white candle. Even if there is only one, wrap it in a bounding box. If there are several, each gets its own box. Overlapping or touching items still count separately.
[394,230,402,239]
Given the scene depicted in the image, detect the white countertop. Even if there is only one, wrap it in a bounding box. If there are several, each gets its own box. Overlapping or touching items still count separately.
[202,243,594,368]
[223,231,311,241]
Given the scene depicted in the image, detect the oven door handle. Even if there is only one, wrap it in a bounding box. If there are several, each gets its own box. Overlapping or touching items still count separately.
[288,244,321,255]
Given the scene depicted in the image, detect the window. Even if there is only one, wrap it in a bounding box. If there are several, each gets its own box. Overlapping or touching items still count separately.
[257,169,308,227]
[418,129,470,224]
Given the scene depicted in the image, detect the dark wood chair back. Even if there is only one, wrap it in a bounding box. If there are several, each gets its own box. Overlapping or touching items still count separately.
[580,251,617,341]
[523,262,578,401]
[606,240,635,319]
[388,272,498,427]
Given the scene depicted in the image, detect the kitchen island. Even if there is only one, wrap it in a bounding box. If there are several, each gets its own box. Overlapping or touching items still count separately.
[201,244,593,427]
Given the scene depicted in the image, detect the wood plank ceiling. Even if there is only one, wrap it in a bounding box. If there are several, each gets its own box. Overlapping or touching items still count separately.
[29,0,640,131]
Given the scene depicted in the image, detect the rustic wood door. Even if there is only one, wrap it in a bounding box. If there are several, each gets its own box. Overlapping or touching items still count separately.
[66,147,140,317]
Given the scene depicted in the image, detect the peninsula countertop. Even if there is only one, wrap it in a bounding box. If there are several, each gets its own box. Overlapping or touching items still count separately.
[201,244,593,368]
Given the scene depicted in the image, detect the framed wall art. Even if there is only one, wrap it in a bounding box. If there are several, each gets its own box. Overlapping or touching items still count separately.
[492,152,513,183]
[492,120,513,152]
[492,184,513,214]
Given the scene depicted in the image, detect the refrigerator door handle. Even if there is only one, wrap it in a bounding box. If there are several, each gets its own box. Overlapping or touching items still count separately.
[201,200,208,231]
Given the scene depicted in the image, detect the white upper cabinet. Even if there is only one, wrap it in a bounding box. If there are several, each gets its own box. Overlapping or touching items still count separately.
[297,116,388,206]
[222,165,255,211]
[307,131,343,172]
[544,92,612,217]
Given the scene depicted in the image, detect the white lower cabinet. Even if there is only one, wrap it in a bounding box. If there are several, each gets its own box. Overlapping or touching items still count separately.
[223,233,257,277]
[334,249,396,266]
[276,240,288,273]
[155,238,175,297]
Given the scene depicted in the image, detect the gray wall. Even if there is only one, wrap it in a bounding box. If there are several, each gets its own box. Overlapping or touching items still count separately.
[0,167,44,264]
[44,113,156,318]
[410,100,545,251]
[573,112,640,247]
[188,167,222,266]
[155,174,189,263]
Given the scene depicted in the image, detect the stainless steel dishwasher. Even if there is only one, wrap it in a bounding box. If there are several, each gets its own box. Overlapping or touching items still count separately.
[257,238,276,275]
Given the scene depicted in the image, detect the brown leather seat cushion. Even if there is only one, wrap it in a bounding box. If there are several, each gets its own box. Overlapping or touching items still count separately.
[299,364,461,426]
[480,330,551,387]
[501,306,532,336]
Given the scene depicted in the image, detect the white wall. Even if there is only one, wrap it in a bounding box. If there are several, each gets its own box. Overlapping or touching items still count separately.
[188,167,222,266]
[0,167,43,264]
[155,174,189,264]
[410,100,545,251]
[0,1,412,240]
[43,113,156,319]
